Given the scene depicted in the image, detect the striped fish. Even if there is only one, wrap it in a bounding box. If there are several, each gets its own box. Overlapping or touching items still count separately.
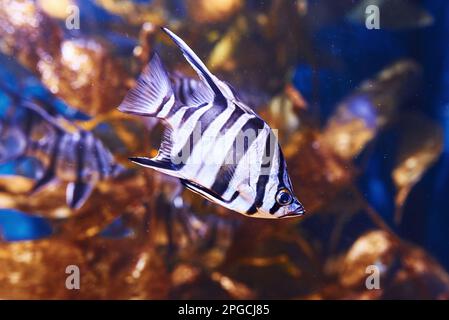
[118,28,305,219]
[0,100,124,209]
[170,73,201,106]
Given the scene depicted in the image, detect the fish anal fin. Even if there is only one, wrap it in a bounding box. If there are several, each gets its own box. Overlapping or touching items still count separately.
[129,156,182,178]
[180,179,238,205]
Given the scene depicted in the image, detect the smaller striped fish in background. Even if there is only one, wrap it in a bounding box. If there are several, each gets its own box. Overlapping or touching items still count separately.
[0,91,124,209]
[118,28,305,219]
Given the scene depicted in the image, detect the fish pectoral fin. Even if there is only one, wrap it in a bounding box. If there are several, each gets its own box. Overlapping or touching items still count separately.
[237,184,256,202]
[66,181,94,209]
[180,179,238,205]
[128,124,179,173]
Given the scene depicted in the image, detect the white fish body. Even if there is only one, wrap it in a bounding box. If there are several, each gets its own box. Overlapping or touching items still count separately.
[118,28,304,219]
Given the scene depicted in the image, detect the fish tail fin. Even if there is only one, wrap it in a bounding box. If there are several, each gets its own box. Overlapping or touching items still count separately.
[118,53,175,119]
[161,27,231,103]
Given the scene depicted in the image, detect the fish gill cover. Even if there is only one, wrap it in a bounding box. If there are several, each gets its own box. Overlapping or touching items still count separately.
[0,0,448,299]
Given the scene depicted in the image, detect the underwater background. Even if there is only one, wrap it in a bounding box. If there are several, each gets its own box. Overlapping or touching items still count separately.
[0,0,449,299]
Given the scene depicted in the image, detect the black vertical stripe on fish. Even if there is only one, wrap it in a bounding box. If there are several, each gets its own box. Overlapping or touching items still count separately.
[269,147,286,214]
[187,79,195,97]
[184,78,197,103]
[175,102,228,169]
[68,131,87,208]
[269,202,280,215]
[261,132,276,170]
[178,80,187,104]
[156,94,175,117]
[22,112,35,153]
[246,130,277,215]
[180,102,208,124]
[174,77,197,105]
[277,147,286,187]
[166,100,184,118]
[210,117,265,197]
[93,139,105,180]
[218,106,244,134]
[208,141,237,196]
[31,132,62,192]
[76,132,87,182]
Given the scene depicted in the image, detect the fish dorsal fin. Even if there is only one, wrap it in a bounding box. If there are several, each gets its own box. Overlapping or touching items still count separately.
[162,27,232,106]
[118,53,174,119]
[171,73,214,106]
[189,82,214,106]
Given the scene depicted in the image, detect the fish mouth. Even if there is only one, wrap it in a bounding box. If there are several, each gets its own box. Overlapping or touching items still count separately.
[279,207,306,219]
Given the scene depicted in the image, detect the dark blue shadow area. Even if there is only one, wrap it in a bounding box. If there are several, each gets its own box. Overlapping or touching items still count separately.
[0,210,53,241]
[100,217,134,239]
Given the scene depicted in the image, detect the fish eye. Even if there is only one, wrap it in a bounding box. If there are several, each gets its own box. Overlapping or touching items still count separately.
[275,188,293,206]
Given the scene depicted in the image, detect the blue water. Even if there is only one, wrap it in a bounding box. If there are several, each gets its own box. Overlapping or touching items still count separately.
[293,0,449,268]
